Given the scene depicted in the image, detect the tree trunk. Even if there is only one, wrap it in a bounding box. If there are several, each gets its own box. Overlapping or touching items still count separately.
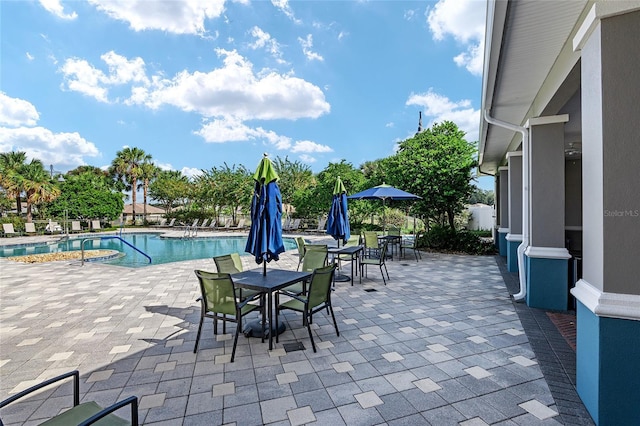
[131,178,137,223]
[143,180,148,221]
[447,208,455,231]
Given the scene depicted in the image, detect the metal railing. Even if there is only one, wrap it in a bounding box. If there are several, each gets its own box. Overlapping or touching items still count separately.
[81,236,152,266]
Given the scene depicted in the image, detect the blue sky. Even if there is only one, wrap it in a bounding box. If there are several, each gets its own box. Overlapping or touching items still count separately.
[0,0,491,190]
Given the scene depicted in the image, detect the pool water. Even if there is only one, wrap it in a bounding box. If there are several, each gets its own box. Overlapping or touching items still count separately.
[0,234,298,268]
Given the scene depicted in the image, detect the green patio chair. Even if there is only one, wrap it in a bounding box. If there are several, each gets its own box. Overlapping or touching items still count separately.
[360,240,390,285]
[363,230,381,257]
[193,270,264,362]
[213,253,261,302]
[295,236,306,270]
[0,370,138,425]
[281,244,328,295]
[275,264,339,352]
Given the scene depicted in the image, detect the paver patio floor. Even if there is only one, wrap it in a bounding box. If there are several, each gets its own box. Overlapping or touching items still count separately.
[0,232,593,425]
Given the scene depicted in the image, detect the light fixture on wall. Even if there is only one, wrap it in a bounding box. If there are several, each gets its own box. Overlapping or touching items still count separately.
[565,142,582,158]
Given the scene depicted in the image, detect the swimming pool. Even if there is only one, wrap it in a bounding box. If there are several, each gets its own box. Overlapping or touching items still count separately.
[0,233,298,268]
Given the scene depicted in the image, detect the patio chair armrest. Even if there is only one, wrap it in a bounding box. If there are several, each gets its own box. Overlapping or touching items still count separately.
[237,292,263,309]
[78,395,139,426]
[279,292,307,303]
[0,370,80,409]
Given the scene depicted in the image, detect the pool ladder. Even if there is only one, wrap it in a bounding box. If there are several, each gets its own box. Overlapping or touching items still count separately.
[183,225,198,238]
[80,236,152,266]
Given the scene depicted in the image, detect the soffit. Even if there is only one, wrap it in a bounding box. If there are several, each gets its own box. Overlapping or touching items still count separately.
[480,0,588,174]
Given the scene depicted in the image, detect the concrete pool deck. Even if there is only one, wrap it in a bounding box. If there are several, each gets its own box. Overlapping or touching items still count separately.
[0,230,593,425]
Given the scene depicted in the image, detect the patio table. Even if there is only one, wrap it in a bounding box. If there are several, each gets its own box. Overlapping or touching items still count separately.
[232,269,312,350]
[328,245,363,285]
[378,235,401,260]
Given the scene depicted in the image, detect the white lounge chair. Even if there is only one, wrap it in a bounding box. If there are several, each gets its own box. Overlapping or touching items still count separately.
[24,222,38,235]
[91,220,101,232]
[231,219,246,231]
[310,218,327,233]
[71,221,83,233]
[2,223,20,237]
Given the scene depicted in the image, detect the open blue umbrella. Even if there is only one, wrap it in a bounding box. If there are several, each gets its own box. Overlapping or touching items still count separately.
[348,183,421,230]
[245,154,285,276]
[326,176,350,246]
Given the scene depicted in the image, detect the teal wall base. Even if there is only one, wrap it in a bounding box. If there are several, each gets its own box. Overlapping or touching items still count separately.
[507,240,520,272]
[576,302,640,425]
[525,256,568,310]
[498,231,508,257]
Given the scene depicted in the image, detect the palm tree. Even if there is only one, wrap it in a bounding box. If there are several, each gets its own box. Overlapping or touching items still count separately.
[22,159,61,222]
[139,162,159,221]
[109,147,151,223]
[0,151,28,216]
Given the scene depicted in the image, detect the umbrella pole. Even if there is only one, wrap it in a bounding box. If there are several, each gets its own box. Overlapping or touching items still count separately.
[263,261,267,276]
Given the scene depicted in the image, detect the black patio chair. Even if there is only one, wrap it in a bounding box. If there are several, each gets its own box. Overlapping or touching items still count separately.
[400,231,423,262]
[0,370,138,425]
[360,240,390,285]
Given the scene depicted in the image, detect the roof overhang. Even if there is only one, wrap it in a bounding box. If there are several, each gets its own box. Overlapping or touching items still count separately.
[479,0,590,175]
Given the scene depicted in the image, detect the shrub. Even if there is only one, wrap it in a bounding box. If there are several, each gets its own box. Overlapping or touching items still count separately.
[419,225,496,255]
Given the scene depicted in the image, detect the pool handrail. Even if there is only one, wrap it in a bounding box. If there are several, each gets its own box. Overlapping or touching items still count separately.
[81,236,152,266]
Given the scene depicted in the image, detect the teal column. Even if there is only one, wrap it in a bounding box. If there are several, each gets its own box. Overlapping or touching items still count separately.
[572,8,640,425]
[506,234,521,272]
[525,247,570,310]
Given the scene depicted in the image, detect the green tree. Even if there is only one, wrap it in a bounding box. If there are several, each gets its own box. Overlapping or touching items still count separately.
[194,164,253,224]
[272,156,314,217]
[468,186,495,205]
[22,159,60,222]
[0,151,28,215]
[46,167,124,220]
[149,170,191,215]
[109,147,151,221]
[293,160,365,220]
[385,121,477,230]
[139,162,159,222]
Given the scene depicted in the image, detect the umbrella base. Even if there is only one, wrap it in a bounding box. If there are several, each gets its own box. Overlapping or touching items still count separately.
[334,273,350,282]
[243,319,286,338]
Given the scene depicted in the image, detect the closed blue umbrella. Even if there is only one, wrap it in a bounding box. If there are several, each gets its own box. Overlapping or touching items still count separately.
[245,154,285,275]
[326,176,350,246]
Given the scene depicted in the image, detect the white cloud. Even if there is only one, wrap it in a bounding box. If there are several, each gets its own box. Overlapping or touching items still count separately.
[131,49,329,120]
[248,26,285,63]
[195,116,292,149]
[426,0,486,76]
[0,93,100,170]
[406,88,479,141]
[59,58,110,102]
[298,34,324,62]
[271,0,301,24]
[0,92,40,127]
[39,0,77,20]
[101,51,149,85]
[298,154,316,163]
[59,51,149,102]
[155,162,173,171]
[26,52,34,61]
[181,166,202,178]
[88,0,226,35]
[0,126,99,169]
[290,140,332,154]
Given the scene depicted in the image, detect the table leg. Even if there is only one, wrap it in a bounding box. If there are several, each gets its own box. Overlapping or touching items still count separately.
[268,291,273,350]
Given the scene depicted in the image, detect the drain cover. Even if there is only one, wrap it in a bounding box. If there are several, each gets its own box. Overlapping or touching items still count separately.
[283,342,306,352]
[364,288,378,292]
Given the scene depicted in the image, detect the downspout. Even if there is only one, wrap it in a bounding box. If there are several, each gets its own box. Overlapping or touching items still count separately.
[483,110,529,301]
